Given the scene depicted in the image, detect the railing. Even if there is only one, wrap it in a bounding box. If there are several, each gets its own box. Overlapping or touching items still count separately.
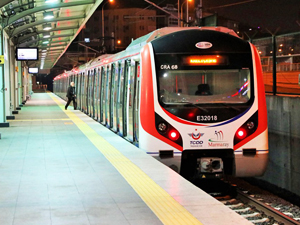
[262,63,300,73]
[261,63,300,95]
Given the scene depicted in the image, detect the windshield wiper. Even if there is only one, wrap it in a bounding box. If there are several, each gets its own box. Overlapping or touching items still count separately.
[219,103,241,112]
[180,102,209,112]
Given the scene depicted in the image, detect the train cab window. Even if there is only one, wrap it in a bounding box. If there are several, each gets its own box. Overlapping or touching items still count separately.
[159,69,251,105]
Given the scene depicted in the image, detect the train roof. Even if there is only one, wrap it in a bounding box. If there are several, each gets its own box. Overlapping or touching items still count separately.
[54,27,240,78]
[126,26,239,51]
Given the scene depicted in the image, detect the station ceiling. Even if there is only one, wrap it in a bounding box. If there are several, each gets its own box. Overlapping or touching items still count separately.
[0,0,103,73]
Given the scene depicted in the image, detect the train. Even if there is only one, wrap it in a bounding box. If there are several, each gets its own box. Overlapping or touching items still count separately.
[53,27,268,180]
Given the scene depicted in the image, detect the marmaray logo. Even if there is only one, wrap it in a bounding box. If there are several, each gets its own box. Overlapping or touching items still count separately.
[208,130,229,147]
[188,129,204,140]
[214,130,223,140]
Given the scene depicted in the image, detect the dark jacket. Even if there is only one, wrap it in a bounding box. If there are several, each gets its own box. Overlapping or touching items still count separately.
[66,86,75,98]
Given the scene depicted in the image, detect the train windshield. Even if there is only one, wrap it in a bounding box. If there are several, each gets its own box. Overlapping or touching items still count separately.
[159,69,251,105]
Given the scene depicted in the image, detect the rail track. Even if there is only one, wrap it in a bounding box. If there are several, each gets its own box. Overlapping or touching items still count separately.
[221,189,300,225]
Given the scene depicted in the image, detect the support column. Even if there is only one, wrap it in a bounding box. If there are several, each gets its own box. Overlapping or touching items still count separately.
[0,29,9,127]
[9,44,18,114]
[17,61,23,107]
[272,35,277,96]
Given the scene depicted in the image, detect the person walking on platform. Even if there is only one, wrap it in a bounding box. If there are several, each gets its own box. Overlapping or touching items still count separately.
[65,81,76,110]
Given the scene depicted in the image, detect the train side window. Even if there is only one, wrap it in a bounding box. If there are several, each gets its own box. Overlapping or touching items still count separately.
[93,68,99,120]
[127,60,136,142]
[110,63,116,129]
[111,63,119,132]
[97,68,101,122]
[100,66,106,125]
[133,62,140,144]
[123,60,130,138]
[77,73,82,110]
[117,61,125,136]
[87,70,91,115]
[91,69,96,117]
[106,65,112,126]
[83,72,88,113]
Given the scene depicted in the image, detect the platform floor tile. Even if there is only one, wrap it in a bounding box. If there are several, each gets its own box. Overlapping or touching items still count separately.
[0,93,253,225]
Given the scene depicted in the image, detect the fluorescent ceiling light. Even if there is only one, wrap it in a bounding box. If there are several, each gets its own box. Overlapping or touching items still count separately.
[43,32,51,38]
[45,0,59,3]
[43,23,52,31]
[43,11,54,20]
[42,40,49,44]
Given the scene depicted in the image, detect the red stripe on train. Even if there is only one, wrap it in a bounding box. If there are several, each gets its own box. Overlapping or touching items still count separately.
[234,44,268,150]
[140,44,183,151]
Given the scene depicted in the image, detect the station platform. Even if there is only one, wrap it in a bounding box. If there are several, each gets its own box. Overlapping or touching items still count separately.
[0,92,252,225]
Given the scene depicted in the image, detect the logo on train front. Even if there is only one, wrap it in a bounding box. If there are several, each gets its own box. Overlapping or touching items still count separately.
[208,130,229,148]
[188,129,204,147]
[195,41,213,49]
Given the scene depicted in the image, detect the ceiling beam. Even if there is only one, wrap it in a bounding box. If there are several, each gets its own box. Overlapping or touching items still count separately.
[2,0,95,28]
[0,0,13,9]
[53,0,104,67]
[17,25,79,43]
[10,15,85,38]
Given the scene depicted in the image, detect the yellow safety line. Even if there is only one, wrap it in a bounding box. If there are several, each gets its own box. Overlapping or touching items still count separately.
[49,93,203,225]
[9,118,71,122]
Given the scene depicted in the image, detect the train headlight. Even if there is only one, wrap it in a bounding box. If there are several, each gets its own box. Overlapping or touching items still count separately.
[236,128,247,139]
[234,112,258,146]
[168,130,179,141]
[158,122,168,132]
[247,121,255,130]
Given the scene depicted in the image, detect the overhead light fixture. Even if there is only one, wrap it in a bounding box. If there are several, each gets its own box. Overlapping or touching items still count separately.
[43,23,52,31]
[45,0,59,3]
[41,49,48,52]
[43,11,54,20]
[43,32,51,38]
[42,40,49,44]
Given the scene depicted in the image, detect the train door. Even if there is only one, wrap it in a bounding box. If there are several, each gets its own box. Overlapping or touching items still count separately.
[89,69,95,117]
[105,65,112,127]
[77,73,81,110]
[100,66,106,125]
[123,60,130,138]
[86,71,90,114]
[111,63,117,131]
[82,72,88,113]
[87,70,91,115]
[97,68,102,122]
[78,73,82,110]
[117,61,125,136]
[133,63,140,145]
[124,59,137,142]
[94,68,99,120]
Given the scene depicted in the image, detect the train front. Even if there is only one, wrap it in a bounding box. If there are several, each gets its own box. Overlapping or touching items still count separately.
[139,28,268,180]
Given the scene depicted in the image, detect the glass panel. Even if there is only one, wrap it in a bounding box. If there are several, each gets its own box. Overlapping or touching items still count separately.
[90,70,95,117]
[94,68,99,120]
[127,61,135,141]
[78,73,82,110]
[123,60,130,137]
[112,64,119,132]
[82,72,87,112]
[105,66,111,126]
[100,67,106,124]
[118,62,124,136]
[159,69,251,105]
[110,64,116,129]
[134,63,140,143]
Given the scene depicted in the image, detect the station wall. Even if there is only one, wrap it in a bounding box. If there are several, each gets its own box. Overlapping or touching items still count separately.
[259,95,300,197]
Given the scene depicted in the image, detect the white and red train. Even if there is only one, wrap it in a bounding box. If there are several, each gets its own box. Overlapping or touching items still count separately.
[53,27,268,180]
